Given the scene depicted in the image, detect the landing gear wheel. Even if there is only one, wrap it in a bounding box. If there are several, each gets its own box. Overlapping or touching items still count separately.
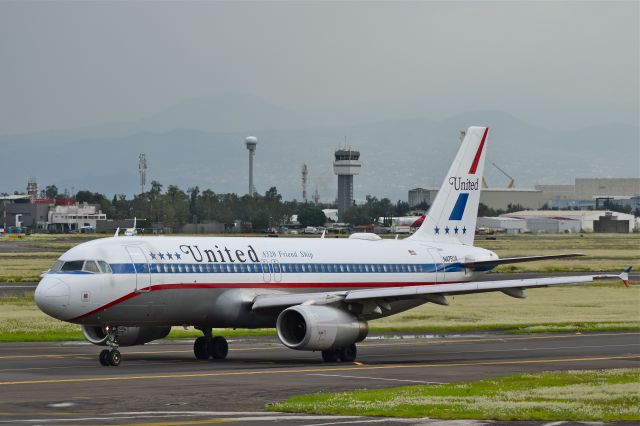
[194,336,209,360]
[338,344,357,362]
[209,336,228,359]
[99,349,110,366]
[108,349,121,366]
[321,349,339,363]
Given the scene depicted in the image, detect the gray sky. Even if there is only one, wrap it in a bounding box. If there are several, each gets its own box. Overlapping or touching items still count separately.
[1,1,638,134]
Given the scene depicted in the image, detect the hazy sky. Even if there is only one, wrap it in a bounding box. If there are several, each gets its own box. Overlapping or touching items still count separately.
[1,1,638,134]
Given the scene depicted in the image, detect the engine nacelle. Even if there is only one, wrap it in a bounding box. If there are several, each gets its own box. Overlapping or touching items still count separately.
[81,325,171,346]
[276,305,368,351]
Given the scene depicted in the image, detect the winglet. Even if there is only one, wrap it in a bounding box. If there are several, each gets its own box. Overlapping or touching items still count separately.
[621,266,632,287]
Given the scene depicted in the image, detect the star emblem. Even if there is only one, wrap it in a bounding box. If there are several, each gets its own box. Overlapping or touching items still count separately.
[462,226,467,234]
[166,252,173,260]
[454,226,459,234]
[174,252,181,260]
[434,226,440,234]
[158,252,165,260]
[149,252,156,260]
[445,226,450,234]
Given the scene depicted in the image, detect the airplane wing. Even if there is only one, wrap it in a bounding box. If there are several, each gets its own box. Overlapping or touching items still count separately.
[251,268,631,311]
[460,253,585,269]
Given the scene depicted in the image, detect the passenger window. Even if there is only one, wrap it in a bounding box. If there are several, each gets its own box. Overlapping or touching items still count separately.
[83,261,100,273]
[61,260,84,272]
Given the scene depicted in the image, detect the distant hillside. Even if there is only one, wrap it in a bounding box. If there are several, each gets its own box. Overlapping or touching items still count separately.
[1,95,638,202]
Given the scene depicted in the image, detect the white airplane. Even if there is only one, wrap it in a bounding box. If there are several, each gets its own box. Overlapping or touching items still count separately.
[35,127,631,366]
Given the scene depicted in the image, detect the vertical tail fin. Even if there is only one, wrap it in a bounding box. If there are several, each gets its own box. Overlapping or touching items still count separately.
[408,126,488,245]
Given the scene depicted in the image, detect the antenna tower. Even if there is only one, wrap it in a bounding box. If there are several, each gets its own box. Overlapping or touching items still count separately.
[312,187,320,205]
[139,153,147,194]
[301,164,308,203]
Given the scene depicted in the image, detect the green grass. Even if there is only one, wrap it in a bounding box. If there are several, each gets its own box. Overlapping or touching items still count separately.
[476,233,640,273]
[268,369,640,421]
[369,282,639,331]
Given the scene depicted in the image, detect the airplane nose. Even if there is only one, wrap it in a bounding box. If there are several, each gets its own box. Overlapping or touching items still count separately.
[35,276,70,320]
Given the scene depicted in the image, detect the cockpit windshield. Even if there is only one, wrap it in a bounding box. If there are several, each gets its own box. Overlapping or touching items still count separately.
[50,260,112,274]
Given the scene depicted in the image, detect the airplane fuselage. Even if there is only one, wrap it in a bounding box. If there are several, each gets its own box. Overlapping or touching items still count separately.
[35,235,497,328]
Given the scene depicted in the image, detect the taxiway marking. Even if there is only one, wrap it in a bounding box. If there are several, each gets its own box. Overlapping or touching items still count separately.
[0,331,636,360]
[0,354,637,386]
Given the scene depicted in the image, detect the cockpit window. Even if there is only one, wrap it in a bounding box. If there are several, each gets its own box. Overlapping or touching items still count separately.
[50,261,64,272]
[60,260,84,272]
[52,260,112,274]
[97,261,112,273]
[83,261,100,273]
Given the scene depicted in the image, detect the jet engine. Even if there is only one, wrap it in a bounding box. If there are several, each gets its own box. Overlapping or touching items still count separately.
[276,305,368,351]
[81,325,171,346]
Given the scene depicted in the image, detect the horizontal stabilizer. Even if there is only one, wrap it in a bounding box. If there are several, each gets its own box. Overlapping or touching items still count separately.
[460,253,586,269]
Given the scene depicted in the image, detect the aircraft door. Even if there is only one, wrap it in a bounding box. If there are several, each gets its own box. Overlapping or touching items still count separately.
[271,260,282,283]
[125,246,151,292]
[261,260,271,283]
[425,248,445,283]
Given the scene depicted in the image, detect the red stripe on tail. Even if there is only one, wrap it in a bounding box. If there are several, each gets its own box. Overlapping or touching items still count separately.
[468,127,489,174]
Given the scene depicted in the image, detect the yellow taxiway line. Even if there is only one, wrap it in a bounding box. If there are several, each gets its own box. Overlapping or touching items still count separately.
[0,354,637,386]
[0,331,637,360]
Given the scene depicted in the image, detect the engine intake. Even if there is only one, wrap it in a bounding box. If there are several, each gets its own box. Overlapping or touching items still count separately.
[81,325,171,346]
[276,305,368,351]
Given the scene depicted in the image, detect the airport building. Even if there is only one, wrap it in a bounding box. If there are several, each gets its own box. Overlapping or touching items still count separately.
[476,217,527,234]
[333,148,361,220]
[536,178,640,208]
[502,210,635,233]
[2,195,108,233]
[46,204,107,232]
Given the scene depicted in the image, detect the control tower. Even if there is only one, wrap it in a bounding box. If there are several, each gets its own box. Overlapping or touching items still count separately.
[245,136,258,195]
[333,148,361,221]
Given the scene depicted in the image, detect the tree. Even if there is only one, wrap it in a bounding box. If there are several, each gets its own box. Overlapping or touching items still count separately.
[298,206,327,227]
[343,206,372,226]
[45,185,58,198]
[188,186,200,223]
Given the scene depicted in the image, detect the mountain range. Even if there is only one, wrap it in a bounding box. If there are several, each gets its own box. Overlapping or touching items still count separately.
[1,93,638,202]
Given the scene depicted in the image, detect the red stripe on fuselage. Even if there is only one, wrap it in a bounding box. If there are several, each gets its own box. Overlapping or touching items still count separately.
[468,127,489,174]
[69,280,463,321]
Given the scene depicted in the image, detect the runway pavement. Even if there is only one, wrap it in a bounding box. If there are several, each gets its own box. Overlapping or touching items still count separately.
[0,331,638,425]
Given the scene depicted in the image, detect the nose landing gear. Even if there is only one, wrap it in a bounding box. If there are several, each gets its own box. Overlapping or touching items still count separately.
[98,326,121,366]
[194,328,228,360]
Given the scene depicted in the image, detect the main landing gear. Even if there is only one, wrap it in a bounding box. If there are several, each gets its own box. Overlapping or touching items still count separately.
[193,328,228,360]
[99,326,121,366]
[321,343,357,363]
